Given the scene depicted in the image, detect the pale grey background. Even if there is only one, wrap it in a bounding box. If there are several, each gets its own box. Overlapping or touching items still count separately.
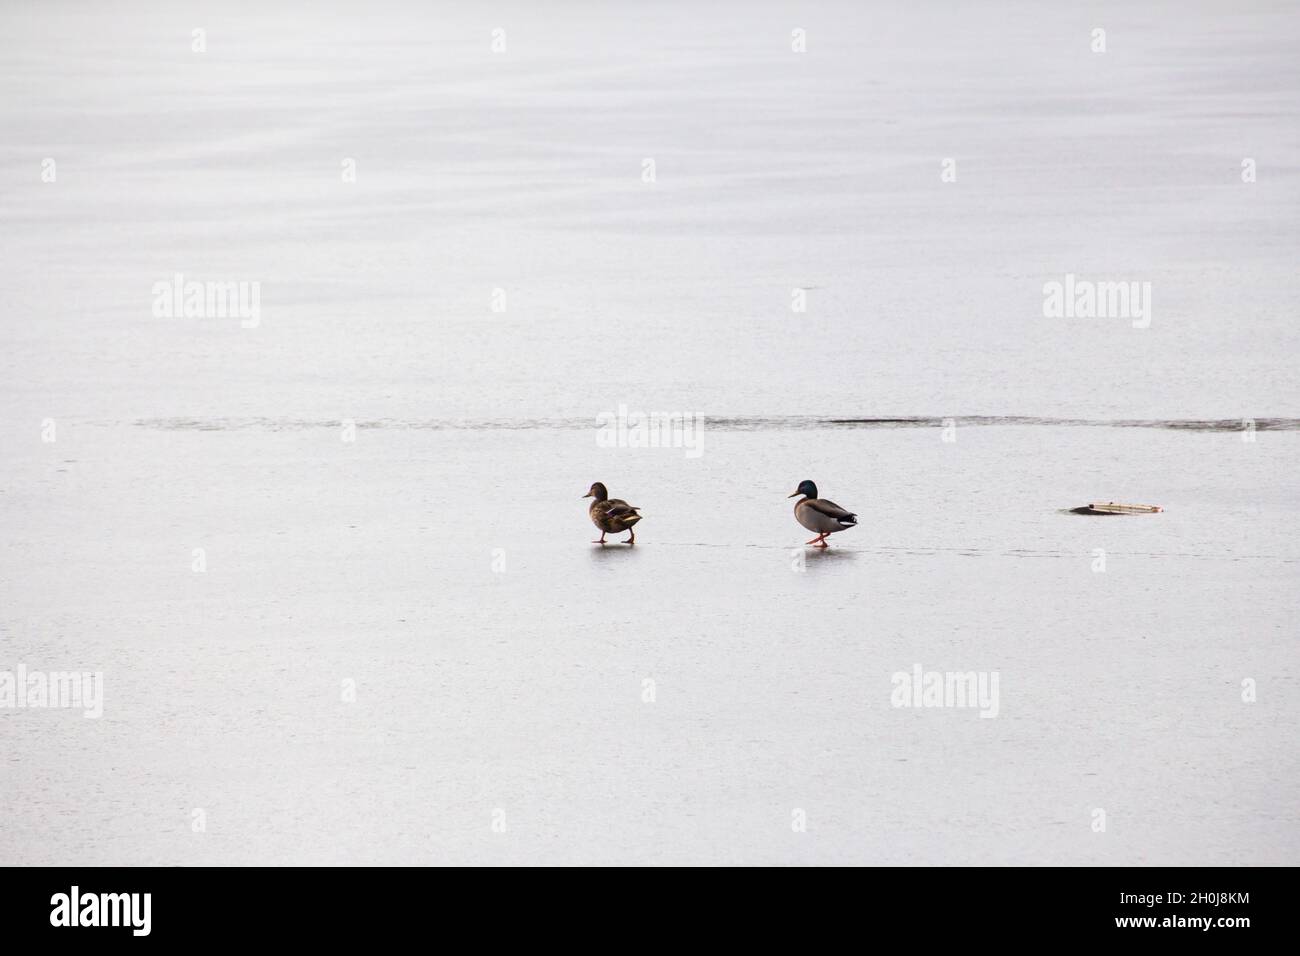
[1,1,1296,864]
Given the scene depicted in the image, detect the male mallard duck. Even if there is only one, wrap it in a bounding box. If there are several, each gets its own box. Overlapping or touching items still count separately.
[788,479,857,548]
[583,482,643,544]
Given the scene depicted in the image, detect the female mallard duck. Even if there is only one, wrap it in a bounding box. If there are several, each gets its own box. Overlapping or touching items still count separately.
[583,482,643,544]
[788,479,857,548]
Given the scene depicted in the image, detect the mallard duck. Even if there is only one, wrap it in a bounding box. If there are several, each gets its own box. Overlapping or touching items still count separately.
[788,479,857,547]
[583,482,643,544]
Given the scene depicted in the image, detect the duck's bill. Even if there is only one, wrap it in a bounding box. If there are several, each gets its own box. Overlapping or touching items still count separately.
[787,491,799,498]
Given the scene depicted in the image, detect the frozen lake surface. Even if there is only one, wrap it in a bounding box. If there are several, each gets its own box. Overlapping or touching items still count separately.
[1,1,1297,864]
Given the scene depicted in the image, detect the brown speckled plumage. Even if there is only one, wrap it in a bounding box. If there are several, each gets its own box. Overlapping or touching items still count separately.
[584,482,643,543]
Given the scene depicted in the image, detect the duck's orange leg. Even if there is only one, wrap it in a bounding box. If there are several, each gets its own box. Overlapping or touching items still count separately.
[592,531,607,544]
[625,528,635,544]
